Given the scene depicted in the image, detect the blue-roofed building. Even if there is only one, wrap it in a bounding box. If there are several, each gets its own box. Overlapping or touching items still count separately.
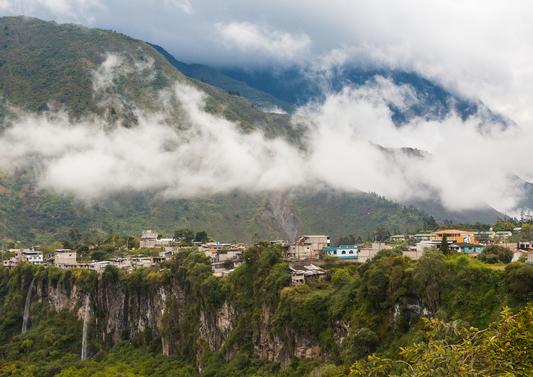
[323,245,358,260]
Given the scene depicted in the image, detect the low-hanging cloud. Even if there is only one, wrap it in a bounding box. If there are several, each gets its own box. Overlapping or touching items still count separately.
[215,21,311,64]
[1,56,532,216]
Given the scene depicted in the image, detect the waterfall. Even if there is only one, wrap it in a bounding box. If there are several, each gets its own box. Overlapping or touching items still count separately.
[81,295,90,360]
[21,278,35,334]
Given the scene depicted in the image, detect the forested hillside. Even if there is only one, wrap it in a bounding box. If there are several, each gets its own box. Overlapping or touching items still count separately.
[0,244,531,376]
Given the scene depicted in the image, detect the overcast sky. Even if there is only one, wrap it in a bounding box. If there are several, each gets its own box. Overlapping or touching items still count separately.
[1,0,533,124]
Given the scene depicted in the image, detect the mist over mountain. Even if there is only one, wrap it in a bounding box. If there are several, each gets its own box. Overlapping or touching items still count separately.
[1,16,532,243]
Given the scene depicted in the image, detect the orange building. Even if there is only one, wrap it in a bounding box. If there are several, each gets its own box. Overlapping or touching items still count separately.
[430,229,476,244]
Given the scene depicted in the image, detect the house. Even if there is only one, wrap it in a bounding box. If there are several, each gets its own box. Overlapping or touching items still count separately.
[323,245,358,260]
[517,241,532,250]
[290,264,327,285]
[139,230,176,249]
[475,231,495,243]
[287,235,330,260]
[2,248,44,266]
[54,249,77,268]
[357,243,391,263]
[22,249,44,264]
[494,231,513,240]
[411,233,432,242]
[415,240,441,253]
[451,243,485,254]
[390,235,406,242]
[140,230,159,248]
[431,230,476,244]
[403,245,426,260]
[208,248,243,276]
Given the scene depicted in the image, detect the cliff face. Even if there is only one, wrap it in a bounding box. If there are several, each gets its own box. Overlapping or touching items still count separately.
[29,269,324,366]
[5,246,460,371]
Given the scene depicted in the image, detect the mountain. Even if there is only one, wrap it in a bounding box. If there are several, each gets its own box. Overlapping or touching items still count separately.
[0,16,296,139]
[150,44,293,113]
[0,173,435,243]
[0,16,436,243]
[218,66,505,125]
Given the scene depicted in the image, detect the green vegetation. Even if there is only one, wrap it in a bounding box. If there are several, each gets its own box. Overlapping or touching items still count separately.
[0,244,530,376]
[0,173,432,245]
[478,244,513,264]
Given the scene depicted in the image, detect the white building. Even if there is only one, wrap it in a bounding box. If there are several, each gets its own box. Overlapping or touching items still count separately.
[3,248,44,266]
[21,249,44,264]
[290,264,327,285]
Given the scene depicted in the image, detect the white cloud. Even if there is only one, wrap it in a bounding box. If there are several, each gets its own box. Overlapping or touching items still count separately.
[0,82,306,200]
[163,0,193,15]
[216,21,311,64]
[0,0,104,23]
[1,72,532,215]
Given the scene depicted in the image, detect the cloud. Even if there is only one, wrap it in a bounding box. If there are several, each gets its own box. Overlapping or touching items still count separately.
[215,21,311,64]
[0,0,104,23]
[0,82,306,200]
[296,80,533,213]
[1,61,532,216]
[163,0,193,15]
[3,0,532,126]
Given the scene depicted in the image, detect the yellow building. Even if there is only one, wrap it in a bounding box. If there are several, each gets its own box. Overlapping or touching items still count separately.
[430,230,476,244]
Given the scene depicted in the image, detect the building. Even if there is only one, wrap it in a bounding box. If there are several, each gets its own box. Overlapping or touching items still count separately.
[21,249,44,264]
[402,246,425,260]
[139,230,176,250]
[475,231,495,243]
[450,243,485,254]
[431,230,476,244]
[511,250,528,263]
[54,249,77,268]
[411,233,432,242]
[290,264,327,285]
[357,243,391,263]
[518,241,532,250]
[140,230,159,248]
[390,235,406,242]
[287,235,330,260]
[2,248,44,266]
[323,245,358,260]
[415,240,441,253]
[494,231,513,240]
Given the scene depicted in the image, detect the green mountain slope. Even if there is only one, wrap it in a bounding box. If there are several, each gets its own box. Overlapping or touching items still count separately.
[151,43,293,113]
[0,16,435,243]
[0,173,434,243]
[0,16,294,137]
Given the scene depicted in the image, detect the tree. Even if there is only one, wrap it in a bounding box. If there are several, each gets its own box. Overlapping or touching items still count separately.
[342,328,379,363]
[349,306,533,377]
[413,251,448,313]
[174,228,195,244]
[194,231,209,243]
[439,234,450,255]
[479,245,513,264]
[504,263,533,301]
